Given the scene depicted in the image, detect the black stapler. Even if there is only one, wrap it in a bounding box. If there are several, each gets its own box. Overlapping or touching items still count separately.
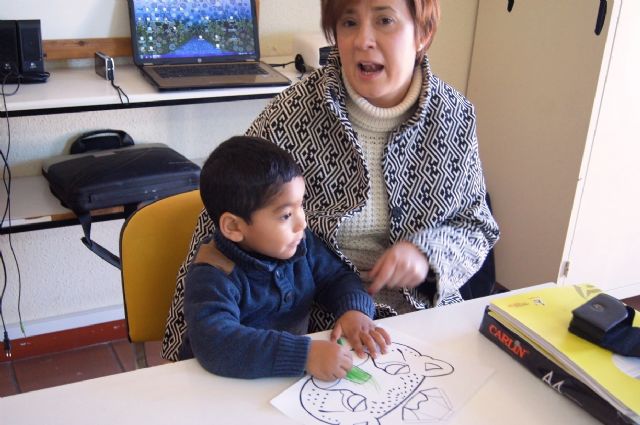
[569,293,640,357]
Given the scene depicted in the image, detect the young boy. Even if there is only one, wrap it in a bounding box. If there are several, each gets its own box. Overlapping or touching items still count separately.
[180,136,390,380]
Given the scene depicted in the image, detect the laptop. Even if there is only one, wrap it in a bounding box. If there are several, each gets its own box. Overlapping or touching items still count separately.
[126,0,290,91]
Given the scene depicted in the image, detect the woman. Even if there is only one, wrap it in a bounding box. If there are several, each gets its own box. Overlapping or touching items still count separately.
[161,0,499,361]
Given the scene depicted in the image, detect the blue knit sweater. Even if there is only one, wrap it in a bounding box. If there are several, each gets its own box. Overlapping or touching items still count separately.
[181,229,374,379]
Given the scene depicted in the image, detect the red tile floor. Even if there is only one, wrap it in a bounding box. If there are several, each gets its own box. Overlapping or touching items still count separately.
[0,339,168,397]
[1,294,639,397]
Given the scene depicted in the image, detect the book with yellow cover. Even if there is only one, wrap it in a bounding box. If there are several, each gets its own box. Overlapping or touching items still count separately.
[487,283,640,423]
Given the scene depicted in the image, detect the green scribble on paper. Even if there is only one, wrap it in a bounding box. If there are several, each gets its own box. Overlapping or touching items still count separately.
[337,338,372,385]
[346,366,372,384]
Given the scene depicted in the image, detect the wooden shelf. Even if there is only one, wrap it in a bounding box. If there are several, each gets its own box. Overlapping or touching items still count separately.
[0,55,296,233]
[0,175,128,234]
[1,58,296,117]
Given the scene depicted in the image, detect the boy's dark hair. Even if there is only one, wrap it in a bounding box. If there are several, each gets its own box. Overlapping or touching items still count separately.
[200,136,303,225]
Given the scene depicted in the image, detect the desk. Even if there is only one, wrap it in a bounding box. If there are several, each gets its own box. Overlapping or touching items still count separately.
[0,284,598,425]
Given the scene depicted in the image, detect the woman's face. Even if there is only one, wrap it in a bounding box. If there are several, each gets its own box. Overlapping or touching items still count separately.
[335,0,423,108]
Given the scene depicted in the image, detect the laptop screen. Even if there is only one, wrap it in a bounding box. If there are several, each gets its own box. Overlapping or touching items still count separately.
[128,0,260,65]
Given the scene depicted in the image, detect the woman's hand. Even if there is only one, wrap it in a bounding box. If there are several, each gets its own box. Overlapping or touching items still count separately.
[330,311,391,359]
[306,340,352,381]
[367,241,429,295]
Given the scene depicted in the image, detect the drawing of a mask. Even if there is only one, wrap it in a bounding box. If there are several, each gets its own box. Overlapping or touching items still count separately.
[300,343,454,424]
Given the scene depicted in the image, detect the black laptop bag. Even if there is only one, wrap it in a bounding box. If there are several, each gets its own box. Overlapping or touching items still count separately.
[42,130,200,268]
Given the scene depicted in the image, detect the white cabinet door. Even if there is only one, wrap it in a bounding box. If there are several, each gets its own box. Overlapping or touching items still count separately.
[561,0,640,299]
[467,0,611,288]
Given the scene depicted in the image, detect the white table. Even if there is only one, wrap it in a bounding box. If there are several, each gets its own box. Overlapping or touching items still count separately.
[0,283,598,424]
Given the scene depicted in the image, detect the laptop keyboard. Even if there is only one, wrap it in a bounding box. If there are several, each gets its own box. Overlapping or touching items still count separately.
[155,63,268,79]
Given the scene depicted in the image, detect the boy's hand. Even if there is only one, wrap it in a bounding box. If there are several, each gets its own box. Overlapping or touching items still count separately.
[330,310,391,359]
[306,340,352,381]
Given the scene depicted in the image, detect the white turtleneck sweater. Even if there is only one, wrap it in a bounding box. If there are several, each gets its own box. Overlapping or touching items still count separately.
[336,68,423,313]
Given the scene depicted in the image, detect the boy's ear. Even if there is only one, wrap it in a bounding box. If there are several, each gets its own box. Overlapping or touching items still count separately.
[219,212,245,243]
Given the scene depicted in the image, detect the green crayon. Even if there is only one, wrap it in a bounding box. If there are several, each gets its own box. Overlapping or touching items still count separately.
[337,338,372,384]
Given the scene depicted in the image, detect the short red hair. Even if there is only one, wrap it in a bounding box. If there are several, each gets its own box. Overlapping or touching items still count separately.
[320,0,440,58]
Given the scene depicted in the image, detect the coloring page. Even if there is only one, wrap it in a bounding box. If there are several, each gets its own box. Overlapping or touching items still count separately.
[271,330,494,424]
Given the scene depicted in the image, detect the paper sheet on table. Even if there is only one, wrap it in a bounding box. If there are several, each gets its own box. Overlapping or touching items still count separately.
[271,330,494,425]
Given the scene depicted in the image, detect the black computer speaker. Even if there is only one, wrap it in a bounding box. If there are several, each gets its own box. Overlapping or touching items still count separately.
[0,19,47,83]
[0,20,20,78]
[16,20,44,74]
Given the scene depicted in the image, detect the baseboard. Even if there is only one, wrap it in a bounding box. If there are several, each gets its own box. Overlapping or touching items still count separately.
[1,305,126,362]
[1,318,128,362]
[5,305,125,339]
[493,281,509,294]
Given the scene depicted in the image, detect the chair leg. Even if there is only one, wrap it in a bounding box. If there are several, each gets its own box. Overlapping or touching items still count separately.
[133,342,149,369]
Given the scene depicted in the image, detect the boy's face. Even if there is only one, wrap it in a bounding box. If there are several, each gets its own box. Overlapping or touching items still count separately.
[236,176,307,260]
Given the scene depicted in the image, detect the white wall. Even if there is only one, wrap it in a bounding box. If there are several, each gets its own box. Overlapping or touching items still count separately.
[0,0,478,338]
[0,0,132,39]
[0,0,321,56]
[1,0,476,90]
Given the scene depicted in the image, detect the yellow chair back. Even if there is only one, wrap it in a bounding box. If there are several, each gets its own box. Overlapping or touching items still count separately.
[119,189,203,345]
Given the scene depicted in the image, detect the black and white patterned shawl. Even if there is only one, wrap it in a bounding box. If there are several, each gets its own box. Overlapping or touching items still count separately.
[160,50,499,361]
